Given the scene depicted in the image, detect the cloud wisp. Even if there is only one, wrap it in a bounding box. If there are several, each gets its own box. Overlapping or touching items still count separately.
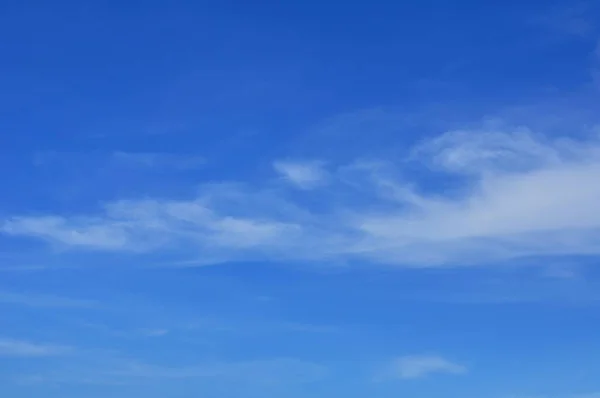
[0,291,99,309]
[3,126,600,267]
[381,355,467,380]
[273,160,328,189]
[0,338,72,357]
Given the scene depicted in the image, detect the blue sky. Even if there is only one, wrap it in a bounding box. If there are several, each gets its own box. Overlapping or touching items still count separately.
[1,0,600,397]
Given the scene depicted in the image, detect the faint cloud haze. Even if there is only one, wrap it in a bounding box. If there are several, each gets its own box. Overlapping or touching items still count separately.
[0,338,72,357]
[4,126,600,267]
[380,355,467,380]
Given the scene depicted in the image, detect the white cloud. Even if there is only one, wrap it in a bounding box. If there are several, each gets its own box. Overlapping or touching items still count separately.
[384,355,467,379]
[411,127,565,173]
[1,198,302,255]
[3,126,600,267]
[0,338,71,357]
[273,160,327,189]
[2,215,133,250]
[0,291,98,308]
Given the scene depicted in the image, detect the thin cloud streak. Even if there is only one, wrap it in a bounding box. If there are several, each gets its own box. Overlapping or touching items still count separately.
[0,291,99,309]
[382,355,467,380]
[3,125,600,267]
[0,338,72,357]
[273,160,328,189]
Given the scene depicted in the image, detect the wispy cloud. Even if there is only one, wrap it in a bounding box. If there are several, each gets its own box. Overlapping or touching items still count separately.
[0,291,98,309]
[3,124,600,267]
[0,338,72,357]
[273,160,328,189]
[381,355,467,380]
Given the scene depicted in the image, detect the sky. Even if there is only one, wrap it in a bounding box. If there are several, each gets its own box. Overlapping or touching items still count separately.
[1,0,600,397]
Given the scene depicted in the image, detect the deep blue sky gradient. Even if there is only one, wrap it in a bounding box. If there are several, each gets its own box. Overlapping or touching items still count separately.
[1,1,600,397]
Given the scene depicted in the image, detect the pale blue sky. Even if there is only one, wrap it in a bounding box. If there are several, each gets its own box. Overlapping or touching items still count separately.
[1,1,600,397]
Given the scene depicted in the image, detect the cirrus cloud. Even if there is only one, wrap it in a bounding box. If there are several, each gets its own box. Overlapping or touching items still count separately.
[379,354,467,380]
[3,125,600,267]
[0,338,72,357]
